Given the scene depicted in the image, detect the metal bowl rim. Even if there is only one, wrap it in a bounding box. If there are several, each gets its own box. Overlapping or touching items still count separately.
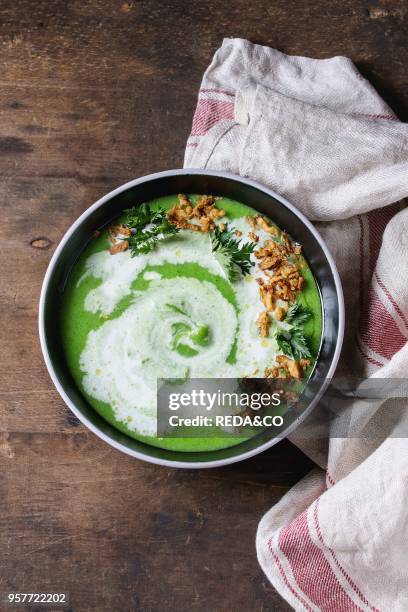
[39,168,345,468]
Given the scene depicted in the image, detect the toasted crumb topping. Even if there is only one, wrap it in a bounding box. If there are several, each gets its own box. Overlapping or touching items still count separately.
[265,355,309,380]
[258,283,275,311]
[109,240,129,255]
[248,231,259,243]
[178,194,191,207]
[256,311,270,338]
[276,355,302,379]
[253,231,305,311]
[255,239,289,262]
[108,224,133,241]
[247,214,310,379]
[256,215,279,235]
[273,305,285,321]
[259,255,279,270]
[246,216,256,229]
[264,366,283,379]
[199,217,212,232]
[167,194,225,233]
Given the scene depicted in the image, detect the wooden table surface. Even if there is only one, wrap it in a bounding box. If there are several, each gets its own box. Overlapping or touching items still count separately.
[1,1,406,611]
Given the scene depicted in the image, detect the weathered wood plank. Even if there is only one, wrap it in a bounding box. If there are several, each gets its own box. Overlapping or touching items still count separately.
[1,177,102,434]
[1,433,312,611]
[0,1,405,109]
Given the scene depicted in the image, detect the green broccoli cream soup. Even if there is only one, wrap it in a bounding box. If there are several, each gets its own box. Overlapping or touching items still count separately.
[61,195,322,452]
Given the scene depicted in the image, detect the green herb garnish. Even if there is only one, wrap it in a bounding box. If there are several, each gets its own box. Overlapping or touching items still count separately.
[276,304,312,359]
[124,204,167,230]
[123,204,179,255]
[123,203,152,229]
[285,303,312,326]
[211,226,255,282]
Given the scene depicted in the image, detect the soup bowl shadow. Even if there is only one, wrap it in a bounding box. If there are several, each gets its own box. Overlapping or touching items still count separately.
[39,169,344,468]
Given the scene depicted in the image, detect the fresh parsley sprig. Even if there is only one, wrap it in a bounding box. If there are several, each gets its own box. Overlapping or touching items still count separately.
[285,303,312,327]
[276,304,312,360]
[211,226,255,282]
[123,203,152,229]
[123,204,167,230]
[127,220,179,255]
[122,204,179,256]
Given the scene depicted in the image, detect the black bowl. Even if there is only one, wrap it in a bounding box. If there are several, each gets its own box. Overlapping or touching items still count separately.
[39,169,344,467]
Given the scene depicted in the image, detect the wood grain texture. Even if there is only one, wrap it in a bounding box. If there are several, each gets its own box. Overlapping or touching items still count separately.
[1,0,406,610]
[1,433,312,612]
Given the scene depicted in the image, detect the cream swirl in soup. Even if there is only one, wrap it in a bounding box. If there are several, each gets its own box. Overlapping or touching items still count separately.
[61,195,322,452]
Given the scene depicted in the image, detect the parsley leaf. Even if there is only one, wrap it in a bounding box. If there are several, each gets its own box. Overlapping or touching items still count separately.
[276,333,293,357]
[285,303,312,326]
[289,330,311,359]
[276,304,313,359]
[276,330,311,360]
[211,226,255,282]
[123,203,164,229]
[122,204,179,255]
[128,218,179,255]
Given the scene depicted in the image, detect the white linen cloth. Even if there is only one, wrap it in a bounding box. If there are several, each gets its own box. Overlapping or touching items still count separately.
[184,38,408,611]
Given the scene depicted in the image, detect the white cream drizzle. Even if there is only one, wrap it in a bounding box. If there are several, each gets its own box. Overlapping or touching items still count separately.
[78,217,286,435]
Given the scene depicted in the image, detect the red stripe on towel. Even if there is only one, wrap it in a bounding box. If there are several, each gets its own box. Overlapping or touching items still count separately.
[191,99,234,136]
[357,214,379,368]
[360,287,406,360]
[355,112,397,121]
[267,539,314,611]
[326,471,336,487]
[358,207,406,363]
[358,214,366,309]
[367,204,400,272]
[313,500,380,612]
[375,271,408,332]
[356,339,384,368]
[278,509,363,611]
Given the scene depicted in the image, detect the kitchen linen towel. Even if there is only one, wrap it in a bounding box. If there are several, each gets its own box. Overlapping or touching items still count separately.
[185,38,408,611]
